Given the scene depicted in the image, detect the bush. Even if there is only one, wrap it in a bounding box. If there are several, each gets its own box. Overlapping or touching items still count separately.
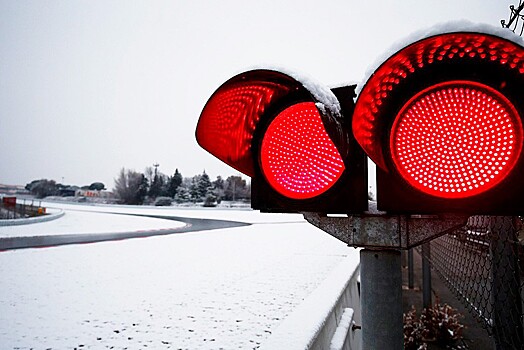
[404,303,464,349]
[154,197,173,206]
[203,193,217,207]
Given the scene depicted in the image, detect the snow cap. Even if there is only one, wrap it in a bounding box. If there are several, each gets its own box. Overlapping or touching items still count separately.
[247,64,342,117]
[357,20,524,94]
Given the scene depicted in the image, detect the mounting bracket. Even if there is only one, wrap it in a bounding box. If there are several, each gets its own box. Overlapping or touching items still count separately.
[303,201,469,249]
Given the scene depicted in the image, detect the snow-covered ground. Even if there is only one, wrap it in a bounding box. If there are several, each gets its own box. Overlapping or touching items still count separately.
[39,200,306,224]
[0,203,359,349]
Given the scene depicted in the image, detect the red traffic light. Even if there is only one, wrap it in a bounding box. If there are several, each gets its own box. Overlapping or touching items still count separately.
[196,69,367,213]
[354,29,524,214]
[196,70,296,177]
[390,80,522,199]
[260,102,346,200]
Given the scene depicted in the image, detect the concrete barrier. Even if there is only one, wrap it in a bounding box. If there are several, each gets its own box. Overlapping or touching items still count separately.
[260,254,362,350]
[0,209,64,226]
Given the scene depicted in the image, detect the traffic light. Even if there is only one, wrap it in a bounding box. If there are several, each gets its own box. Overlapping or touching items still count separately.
[196,69,367,213]
[353,30,524,214]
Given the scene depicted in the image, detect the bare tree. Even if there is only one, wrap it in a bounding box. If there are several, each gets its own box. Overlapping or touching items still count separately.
[113,168,145,204]
[144,166,154,186]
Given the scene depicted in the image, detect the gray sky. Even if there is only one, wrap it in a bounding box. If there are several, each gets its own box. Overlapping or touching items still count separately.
[0,0,510,189]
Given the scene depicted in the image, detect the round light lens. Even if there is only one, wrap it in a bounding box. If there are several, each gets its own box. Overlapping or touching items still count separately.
[391,81,523,198]
[260,102,345,199]
[197,80,291,177]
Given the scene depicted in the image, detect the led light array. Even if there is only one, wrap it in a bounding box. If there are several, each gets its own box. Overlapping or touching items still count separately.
[197,82,290,176]
[391,81,522,198]
[354,32,524,170]
[260,102,345,199]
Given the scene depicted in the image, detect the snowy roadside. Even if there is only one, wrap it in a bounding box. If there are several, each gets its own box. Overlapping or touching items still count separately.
[0,205,359,349]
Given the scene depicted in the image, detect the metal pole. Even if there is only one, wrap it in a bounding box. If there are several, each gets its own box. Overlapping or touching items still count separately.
[360,249,403,350]
[490,216,523,349]
[422,242,432,308]
[408,248,414,289]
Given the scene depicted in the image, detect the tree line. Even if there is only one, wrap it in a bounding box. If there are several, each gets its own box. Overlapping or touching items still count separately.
[25,179,106,199]
[113,166,250,206]
[24,167,251,207]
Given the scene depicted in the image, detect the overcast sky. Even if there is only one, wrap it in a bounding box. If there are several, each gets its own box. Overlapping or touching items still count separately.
[0,0,511,189]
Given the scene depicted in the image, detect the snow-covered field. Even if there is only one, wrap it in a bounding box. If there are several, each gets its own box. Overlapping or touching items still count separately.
[0,203,359,349]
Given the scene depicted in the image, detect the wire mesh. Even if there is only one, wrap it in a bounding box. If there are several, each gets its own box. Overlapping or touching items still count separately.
[423,216,524,349]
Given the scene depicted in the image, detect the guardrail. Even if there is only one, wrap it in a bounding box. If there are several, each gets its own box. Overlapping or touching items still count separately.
[260,255,362,350]
[0,197,46,220]
[0,208,64,226]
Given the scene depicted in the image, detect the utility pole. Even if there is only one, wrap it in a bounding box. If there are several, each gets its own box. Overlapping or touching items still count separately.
[360,249,403,349]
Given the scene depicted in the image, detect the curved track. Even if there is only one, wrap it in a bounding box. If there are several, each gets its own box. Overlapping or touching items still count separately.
[0,214,251,251]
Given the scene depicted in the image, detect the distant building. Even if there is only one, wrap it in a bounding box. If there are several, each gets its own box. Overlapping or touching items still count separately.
[58,186,79,197]
[75,189,113,198]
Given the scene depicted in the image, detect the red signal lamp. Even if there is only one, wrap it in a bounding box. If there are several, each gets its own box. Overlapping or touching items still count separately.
[196,69,367,213]
[259,102,346,200]
[354,30,524,214]
[196,70,296,177]
[391,80,522,199]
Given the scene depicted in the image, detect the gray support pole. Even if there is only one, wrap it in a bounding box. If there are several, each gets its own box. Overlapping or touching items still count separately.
[408,248,414,289]
[490,216,523,349]
[360,249,403,350]
[422,242,432,308]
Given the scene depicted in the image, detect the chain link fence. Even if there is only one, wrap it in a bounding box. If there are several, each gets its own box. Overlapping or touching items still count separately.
[421,216,524,349]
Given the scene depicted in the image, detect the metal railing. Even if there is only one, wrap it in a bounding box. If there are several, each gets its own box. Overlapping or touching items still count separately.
[0,198,46,220]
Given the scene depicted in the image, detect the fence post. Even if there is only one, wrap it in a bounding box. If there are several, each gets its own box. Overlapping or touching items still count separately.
[408,248,414,289]
[490,216,523,349]
[422,242,432,308]
[360,249,403,350]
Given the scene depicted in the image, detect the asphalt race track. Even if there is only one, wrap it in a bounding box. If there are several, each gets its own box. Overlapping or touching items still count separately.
[0,213,251,251]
